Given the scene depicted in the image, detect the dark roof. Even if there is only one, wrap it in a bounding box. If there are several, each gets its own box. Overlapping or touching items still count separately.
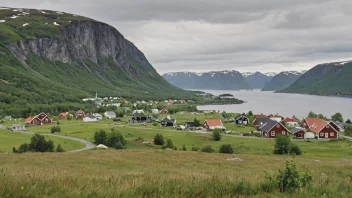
[87,115,96,119]
[259,119,280,132]
[255,118,271,125]
[133,113,147,117]
[161,118,174,123]
[290,128,304,134]
[234,114,247,120]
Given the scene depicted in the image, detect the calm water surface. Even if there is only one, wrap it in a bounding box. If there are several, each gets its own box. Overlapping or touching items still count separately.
[197,90,352,119]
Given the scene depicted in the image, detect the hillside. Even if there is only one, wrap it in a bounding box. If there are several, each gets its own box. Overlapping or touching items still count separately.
[0,7,190,109]
[262,71,304,91]
[242,72,272,89]
[279,61,352,96]
[162,70,251,90]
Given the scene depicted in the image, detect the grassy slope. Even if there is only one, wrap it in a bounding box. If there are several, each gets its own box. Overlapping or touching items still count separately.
[0,129,85,152]
[280,63,352,96]
[0,150,352,197]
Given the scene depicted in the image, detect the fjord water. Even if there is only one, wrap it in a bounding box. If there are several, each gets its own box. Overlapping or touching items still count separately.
[197,90,352,119]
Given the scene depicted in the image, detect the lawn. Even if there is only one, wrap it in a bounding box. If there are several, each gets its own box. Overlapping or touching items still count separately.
[0,150,351,197]
[0,129,85,152]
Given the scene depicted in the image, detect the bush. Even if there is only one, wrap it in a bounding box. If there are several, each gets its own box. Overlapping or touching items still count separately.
[165,138,175,149]
[94,129,126,149]
[200,145,215,153]
[152,122,158,127]
[273,135,301,155]
[135,136,144,141]
[154,133,165,145]
[194,118,200,127]
[191,145,199,151]
[112,118,121,122]
[182,144,187,151]
[113,141,124,149]
[219,144,234,154]
[0,120,4,124]
[277,160,312,192]
[94,130,108,145]
[212,129,221,141]
[346,119,352,124]
[50,126,61,133]
[345,125,352,137]
[56,144,65,152]
[14,133,55,153]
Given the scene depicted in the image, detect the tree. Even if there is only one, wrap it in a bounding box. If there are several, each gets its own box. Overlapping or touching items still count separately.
[14,133,55,153]
[219,144,234,154]
[164,138,175,149]
[273,135,301,155]
[247,111,253,117]
[345,125,352,137]
[56,144,65,152]
[154,133,165,145]
[331,112,343,123]
[50,126,61,133]
[346,119,352,124]
[307,111,317,118]
[212,129,221,141]
[193,118,200,127]
[182,144,187,151]
[94,130,108,145]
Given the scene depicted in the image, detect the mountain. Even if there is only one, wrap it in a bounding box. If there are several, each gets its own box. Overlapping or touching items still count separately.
[279,61,352,96]
[242,72,273,89]
[262,71,305,91]
[0,7,190,107]
[162,70,251,90]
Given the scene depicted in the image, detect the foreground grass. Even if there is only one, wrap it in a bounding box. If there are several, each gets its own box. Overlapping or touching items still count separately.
[0,129,85,152]
[0,150,351,197]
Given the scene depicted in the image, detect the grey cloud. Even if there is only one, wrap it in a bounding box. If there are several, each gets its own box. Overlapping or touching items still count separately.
[0,0,351,73]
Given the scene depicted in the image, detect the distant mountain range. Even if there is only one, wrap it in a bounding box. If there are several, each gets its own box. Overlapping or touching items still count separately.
[262,71,306,91]
[279,61,352,96]
[242,72,274,89]
[162,70,251,90]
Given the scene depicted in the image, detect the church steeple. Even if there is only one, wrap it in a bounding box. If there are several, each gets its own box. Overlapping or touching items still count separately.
[95,91,98,99]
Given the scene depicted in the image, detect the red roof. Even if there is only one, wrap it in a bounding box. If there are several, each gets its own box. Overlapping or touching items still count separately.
[255,114,267,118]
[304,118,331,133]
[25,116,34,123]
[205,119,223,127]
[284,117,296,123]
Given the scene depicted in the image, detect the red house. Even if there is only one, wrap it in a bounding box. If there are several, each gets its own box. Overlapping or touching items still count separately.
[160,108,168,114]
[203,119,225,130]
[25,113,53,125]
[259,119,289,138]
[75,110,86,119]
[290,128,305,138]
[302,118,338,139]
[58,112,70,119]
[252,114,269,126]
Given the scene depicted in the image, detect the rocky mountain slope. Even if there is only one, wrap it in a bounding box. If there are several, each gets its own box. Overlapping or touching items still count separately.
[0,7,189,107]
[242,72,273,89]
[262,71,305,91]
[162,70,251,90]
[279,61,352,96]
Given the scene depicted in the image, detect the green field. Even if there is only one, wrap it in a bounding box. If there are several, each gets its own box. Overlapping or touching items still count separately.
[0,129,85,152]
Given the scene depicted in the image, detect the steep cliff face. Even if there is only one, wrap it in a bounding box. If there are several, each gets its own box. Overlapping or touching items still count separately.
[163,70,251,90]
[279,61,352,96]
[0,8,188,103]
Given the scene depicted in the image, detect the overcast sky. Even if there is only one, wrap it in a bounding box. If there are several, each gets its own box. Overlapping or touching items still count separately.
[2,0,352,74]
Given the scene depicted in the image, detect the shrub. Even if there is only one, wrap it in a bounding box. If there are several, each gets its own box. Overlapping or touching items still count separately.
[135,136,144,141]
[94,130,108,145]
[345,125,352,137]
[200,145,215,153]
[56,144,65,152]
[273,135,301,155]
[219,144,234,154]
[50,126,61,133]
[152,122,158,127]
[194,118,200,127]
[191,145,199,151]
[29,133,54,152]
[112,118,121,122]
[165,138,174,149]
[277,160,312,192]
[182,144,187,151]
[346,119,352,124]
[108,131,126,147]
[0,120,4,124]
[154,133,165,145]
[212,129,221,141]
[113,141,124,149]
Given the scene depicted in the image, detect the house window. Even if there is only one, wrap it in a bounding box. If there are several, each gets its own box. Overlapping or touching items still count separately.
[320,132,324,136]
[326,125,329,128]
[282,131,286,135]
[276,124,280,128]
[271,131,276,136]
[330,132,334,136]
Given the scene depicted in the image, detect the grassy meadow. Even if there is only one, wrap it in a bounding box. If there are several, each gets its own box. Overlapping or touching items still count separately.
[1,112,352,197]
[1,150,352,197]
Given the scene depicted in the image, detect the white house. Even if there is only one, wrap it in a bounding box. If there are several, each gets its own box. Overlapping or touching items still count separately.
[283,118,298,127]
[12,124,26,132]
[93,113,103,120]
[270,117,282,122]
[133,110,145,114]
[152,109,159,114]
[83,115,98,122]
[104,111,116,119]
[4,116,12,121]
